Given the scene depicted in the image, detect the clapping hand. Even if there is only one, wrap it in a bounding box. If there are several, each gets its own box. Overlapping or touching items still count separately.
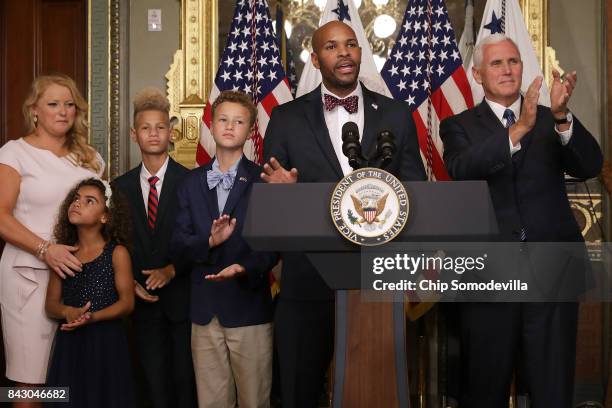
[134,280,159,303]
[550,69,576,119]
[209,214,236,248]
[142,264,175,290]
[260,157,298,183]
[509,76,542,145]
[61,301,92,331]
[205,264,245,282]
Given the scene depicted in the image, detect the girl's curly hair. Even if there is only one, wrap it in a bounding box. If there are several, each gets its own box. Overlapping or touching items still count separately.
[53,178,132,249]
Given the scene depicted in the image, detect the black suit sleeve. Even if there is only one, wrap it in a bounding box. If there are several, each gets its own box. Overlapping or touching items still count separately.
[440,116,512,180]
[166,234,191,277]
[170,182,214,265]
[263,106,291,168]
[238,250,278,289]
[165,165,193,277]
[558,116,603,179]
[399,112,427,181]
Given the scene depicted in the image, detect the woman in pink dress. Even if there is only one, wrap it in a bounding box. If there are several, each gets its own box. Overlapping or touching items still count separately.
[0,74,104,407]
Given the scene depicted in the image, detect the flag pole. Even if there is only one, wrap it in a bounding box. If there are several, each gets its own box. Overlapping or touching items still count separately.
[248,0,263,163]
[501,0,506,33]
[425,0,435,182]
[279,1,288,73]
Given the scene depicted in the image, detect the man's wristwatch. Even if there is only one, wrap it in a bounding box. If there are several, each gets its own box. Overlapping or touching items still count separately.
[553,111,573,125]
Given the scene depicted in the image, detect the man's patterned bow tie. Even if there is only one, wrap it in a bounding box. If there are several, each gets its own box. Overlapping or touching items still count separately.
[324,94,359,114]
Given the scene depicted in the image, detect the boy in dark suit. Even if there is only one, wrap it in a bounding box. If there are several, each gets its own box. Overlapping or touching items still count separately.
[113,88,195,408]
[171,90,278,408]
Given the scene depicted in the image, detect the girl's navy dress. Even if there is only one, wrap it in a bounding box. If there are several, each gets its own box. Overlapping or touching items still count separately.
[47,242,134,407]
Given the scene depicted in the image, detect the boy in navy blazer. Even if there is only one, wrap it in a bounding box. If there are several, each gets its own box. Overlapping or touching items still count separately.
[171,91,277,408]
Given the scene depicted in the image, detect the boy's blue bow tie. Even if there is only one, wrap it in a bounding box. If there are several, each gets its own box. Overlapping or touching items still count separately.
[207,168,236,191]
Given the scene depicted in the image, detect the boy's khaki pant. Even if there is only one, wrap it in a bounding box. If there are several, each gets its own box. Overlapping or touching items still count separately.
[191,317,273,408]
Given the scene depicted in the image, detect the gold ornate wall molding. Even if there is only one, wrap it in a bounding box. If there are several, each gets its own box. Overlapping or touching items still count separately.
[519,0,563,85]
[166,0,218,168]
[88,0,110,175]
[87,0,123,178]
[109,0,121,179]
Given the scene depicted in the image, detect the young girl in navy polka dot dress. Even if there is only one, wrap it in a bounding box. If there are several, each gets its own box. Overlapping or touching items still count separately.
[45,178,135,407]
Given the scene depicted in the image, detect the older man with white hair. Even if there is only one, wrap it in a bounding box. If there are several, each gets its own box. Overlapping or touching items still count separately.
[441,34,602,407]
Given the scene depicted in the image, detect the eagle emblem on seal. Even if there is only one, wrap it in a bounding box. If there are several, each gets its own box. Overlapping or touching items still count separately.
[330,168,409,246]
[350,192,389,225]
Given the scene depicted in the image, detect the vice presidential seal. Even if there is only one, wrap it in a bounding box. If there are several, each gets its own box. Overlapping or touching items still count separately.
[330,168,409,246]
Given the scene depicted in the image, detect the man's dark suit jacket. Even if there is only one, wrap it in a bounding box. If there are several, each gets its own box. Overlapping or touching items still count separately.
[264,83,427,300]
[114,158,190,320]
[441,102,602,243]
[440,101,603,407]
[171,157,277,328]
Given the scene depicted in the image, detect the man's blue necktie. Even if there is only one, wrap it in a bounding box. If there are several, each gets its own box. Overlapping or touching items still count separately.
[503,108,516,128]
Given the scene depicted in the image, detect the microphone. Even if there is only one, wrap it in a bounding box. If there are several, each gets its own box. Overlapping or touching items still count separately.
[376,130,396,169]
[341,121,364,170]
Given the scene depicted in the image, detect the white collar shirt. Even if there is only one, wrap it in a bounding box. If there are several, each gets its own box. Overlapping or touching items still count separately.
[321,82,364,176]
[140,155,169,214]
[485,96,573,155]
[486,97,523,155]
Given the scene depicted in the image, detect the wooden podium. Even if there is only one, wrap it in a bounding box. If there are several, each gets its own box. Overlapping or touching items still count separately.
[243,181,498,407]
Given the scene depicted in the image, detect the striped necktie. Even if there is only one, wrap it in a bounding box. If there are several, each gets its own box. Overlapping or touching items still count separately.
[503,108,516,128]
[147,176,159,229]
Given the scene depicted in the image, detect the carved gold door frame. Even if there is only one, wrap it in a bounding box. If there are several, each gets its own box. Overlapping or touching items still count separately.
[518,0,562,85]
[167,0,558,168]
[166,0,218,168]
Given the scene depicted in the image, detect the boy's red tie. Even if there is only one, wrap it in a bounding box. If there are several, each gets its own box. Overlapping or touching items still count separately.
[147,176,159,229]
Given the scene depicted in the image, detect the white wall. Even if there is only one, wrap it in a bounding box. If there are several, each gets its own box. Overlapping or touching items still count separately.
[127,0,180,168]
[549,0,604,143]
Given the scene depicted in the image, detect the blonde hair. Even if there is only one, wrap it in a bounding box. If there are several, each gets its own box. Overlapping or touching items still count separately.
[211,90,257,127]
[22,74,101,173]
[132,87,170,124]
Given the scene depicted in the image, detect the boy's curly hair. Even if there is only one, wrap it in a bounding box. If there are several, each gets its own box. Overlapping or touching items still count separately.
[211,90,257,127]
[53,178,132,249]
[133,87,170,125]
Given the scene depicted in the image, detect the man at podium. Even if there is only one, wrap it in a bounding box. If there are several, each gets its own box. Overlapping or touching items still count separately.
[261,20,426,408]
[441,34,603,407]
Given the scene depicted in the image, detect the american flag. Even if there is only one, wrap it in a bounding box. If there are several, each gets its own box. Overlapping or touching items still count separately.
[381,0,474,181]
[381,0,473,319]
[196,0,294,166]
